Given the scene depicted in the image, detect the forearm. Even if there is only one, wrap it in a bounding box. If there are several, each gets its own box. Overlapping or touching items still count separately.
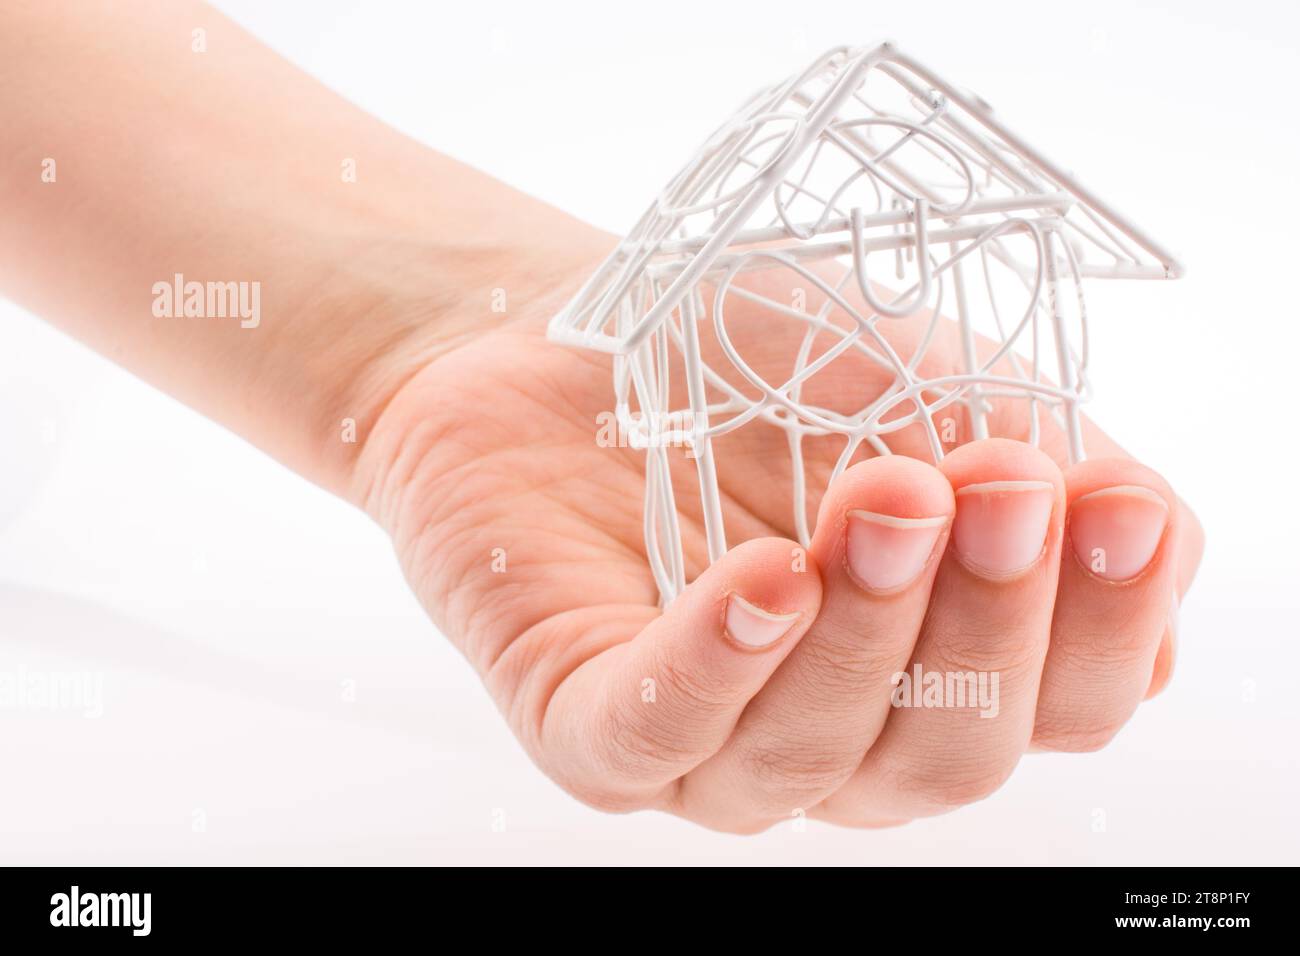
[0,0,601,498]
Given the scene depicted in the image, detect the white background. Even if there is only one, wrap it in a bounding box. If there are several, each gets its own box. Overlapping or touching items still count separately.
[2,0,1297,864]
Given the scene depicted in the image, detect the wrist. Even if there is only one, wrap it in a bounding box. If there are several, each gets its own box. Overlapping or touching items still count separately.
[328,219,612,509]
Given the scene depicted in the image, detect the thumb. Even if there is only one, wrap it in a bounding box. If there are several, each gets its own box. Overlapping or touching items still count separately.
[537,536,822,812]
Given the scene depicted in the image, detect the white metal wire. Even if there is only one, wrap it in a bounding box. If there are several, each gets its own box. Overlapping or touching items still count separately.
[548,42,1181,606]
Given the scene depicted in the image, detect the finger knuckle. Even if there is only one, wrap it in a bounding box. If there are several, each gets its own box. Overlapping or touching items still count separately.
[785,642,888,706]
[652,654,738,723]
[897,755,1015,812]
[1055,624,1153,670]
[738,736,857,810]
[928,622,1043,680]
[1033,717,1127,753]
[596,695,701,780]
[561,778,650,815]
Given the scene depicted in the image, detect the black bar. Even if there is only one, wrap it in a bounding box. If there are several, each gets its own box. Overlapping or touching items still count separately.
[0,866,1288,942]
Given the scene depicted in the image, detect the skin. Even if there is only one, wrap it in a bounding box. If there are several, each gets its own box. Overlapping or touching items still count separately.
[2,1,1202,833]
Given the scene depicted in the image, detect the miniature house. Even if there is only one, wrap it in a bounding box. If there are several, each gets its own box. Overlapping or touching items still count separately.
[548,43,1181,605]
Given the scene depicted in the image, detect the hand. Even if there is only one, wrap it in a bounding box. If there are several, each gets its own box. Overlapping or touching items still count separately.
[0,0,1203,836]
[353,231,1204,833]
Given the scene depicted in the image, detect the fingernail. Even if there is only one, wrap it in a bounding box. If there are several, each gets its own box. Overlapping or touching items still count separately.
[725,594,799,648]
[846,510,948,592]
[1069,485,1169,582]
[953,480,1055,578]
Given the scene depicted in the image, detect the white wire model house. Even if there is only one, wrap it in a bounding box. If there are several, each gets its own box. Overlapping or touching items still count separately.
[548,42,1182,605]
